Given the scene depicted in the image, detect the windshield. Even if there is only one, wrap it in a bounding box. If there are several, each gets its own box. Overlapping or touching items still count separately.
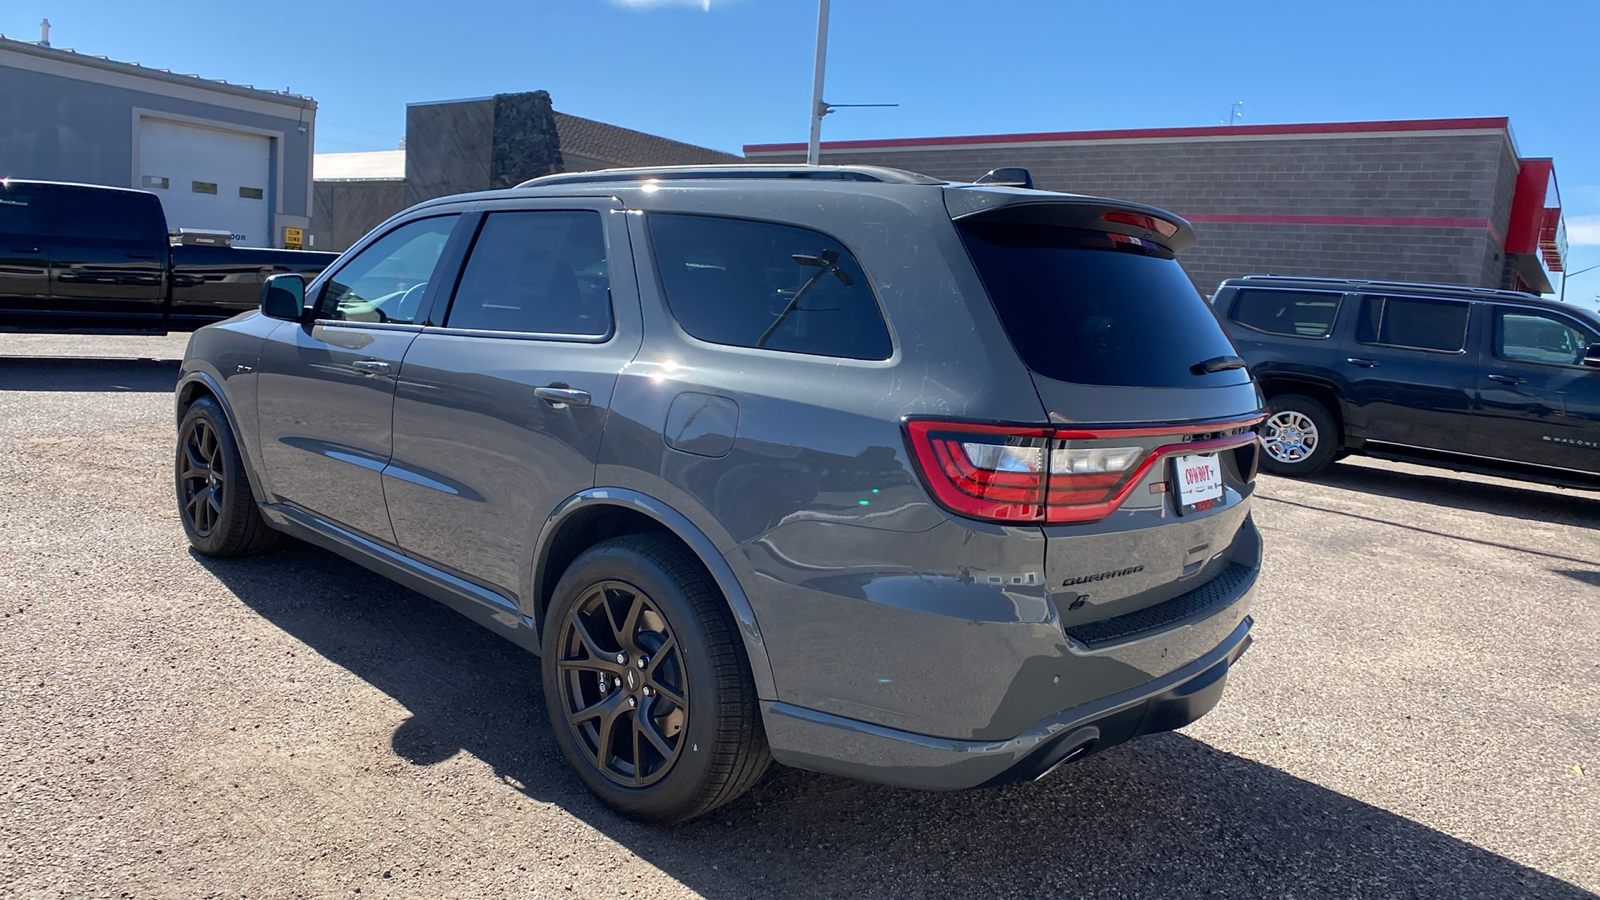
[957,221,1246,388]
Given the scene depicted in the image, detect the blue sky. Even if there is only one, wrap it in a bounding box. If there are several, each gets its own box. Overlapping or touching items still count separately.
[4,0,1597,295]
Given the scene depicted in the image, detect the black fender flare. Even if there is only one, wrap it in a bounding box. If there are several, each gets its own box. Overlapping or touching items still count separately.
[530,487,778,702]
[175,370,270,506]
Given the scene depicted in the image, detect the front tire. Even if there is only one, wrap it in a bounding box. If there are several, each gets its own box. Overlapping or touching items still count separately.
[1259,394,1339,477]
[542,534,769,824]
[176,397,279,557]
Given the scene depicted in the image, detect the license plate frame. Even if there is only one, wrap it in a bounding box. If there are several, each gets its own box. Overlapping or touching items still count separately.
[1173,453,1224,514]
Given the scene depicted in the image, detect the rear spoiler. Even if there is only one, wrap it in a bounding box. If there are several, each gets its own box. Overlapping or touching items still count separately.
[943,186,1196,253]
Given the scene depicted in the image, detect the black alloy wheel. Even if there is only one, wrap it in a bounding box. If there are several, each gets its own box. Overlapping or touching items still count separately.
[174,397,279,558]
[541,534,769,823]
[179,417,226,537]
[555,580,689,788]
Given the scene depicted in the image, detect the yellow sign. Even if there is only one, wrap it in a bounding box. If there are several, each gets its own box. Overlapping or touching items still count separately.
[283,226,303,250]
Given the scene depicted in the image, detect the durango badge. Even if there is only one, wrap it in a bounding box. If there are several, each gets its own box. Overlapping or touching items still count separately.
[1062,565,1144,587]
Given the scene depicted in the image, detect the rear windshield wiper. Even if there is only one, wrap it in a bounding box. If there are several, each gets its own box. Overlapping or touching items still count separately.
[1190,355,1247,375]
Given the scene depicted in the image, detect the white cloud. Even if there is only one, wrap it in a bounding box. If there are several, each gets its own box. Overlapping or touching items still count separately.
[609,0,715,9]
[1567,214,1600,247]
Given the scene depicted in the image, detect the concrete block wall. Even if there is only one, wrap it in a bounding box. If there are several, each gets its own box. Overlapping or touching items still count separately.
[309,179,406,252]
[751,127,1521,293]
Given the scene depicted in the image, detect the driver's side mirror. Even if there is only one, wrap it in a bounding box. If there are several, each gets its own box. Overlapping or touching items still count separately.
[260,274,306,321]
[1583,343,1600,369]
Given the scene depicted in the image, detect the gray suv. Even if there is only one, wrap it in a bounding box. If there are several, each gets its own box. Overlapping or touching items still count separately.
[175,165,1265,823]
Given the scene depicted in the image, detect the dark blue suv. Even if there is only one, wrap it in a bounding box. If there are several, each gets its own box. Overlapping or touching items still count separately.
[1214,275,1600,488]
[175,165,1266,822]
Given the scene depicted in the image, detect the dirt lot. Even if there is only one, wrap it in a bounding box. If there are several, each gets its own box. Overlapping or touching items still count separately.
[2,335,1596,899]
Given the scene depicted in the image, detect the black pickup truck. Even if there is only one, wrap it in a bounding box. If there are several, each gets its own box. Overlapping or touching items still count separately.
[1213,275,1600,490]
[0,179,336,334]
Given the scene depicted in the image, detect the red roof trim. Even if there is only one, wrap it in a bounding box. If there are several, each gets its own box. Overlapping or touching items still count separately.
[1183,213,1504,248]
[743,117,1511,154]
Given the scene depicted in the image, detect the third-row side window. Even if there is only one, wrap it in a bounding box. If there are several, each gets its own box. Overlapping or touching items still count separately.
[1357,295,1470,353]
[1228,288,1342,338]
[647,213,892,360]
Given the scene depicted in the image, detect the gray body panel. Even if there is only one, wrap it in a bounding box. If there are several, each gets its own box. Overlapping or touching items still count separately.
[179,168,1266,788]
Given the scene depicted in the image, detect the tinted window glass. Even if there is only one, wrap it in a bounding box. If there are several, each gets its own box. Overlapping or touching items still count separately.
[445,211,611,336]
[647,214,891,360]
[958,222,1244,387]
[0,184,43,235]
[317,215,458,324]
[1495,309,1597,366]
[1229,288,1341,338]
[50,187,164,243]
[1358,295,1469,352]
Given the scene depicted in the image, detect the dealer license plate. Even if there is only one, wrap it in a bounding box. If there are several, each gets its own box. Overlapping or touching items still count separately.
[1174,453,1223,508]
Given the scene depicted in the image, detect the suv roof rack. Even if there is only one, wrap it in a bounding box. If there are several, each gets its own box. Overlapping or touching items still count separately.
[517,164,946,188]
[1230,274,1539,300]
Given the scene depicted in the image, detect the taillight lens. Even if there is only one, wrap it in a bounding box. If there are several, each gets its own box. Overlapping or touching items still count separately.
[906,418,1260,524]
[1100,210,1180,237]
[909,422,1050,521]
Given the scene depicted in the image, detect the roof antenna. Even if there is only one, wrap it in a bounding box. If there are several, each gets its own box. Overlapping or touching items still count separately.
[39,19,50,47]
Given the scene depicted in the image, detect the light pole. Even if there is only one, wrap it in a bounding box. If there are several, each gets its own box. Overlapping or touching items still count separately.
[806,0,831,166]
[1559,262,1600,305]
[1226,100,1244,125]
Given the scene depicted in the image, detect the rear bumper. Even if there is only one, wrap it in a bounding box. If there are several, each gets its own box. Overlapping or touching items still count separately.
[762,616,1253,790]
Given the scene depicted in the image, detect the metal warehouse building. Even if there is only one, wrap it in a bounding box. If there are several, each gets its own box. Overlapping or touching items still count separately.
[746,118,1567,297]
[0,34,315,249]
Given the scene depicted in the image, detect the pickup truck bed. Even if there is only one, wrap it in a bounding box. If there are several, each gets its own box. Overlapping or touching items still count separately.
[0,179,336,334]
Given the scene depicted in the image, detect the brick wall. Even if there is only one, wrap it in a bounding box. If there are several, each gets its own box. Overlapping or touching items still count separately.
[752,128,1517,291]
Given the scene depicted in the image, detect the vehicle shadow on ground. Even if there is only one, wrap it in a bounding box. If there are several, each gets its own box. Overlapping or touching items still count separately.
[197,543,1593,899]
[1305,460,1600,530]
[0,356,180,392]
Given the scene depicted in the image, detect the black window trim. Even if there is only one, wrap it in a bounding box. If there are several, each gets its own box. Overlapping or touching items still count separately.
[310,211,467,328]
[1226,287,1347,341]
[1355,293,1473,356]
[641,210,898,363]
[1489,303,1600,370]
[430,206,618,344]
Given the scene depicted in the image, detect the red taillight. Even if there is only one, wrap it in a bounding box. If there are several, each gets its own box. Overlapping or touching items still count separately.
[905,419,1261,525]
[1100,210,1179,237]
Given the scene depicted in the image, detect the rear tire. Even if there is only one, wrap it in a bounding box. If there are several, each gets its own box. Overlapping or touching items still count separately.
[176,397,279,557]
[1259,394,1338,477]
[542,534,769,824]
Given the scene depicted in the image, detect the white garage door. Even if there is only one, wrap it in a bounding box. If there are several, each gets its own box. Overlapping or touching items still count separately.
[137,119,272,247]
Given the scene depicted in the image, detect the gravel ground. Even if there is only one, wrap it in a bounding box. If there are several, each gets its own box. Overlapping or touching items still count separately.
[1,335,1596,899]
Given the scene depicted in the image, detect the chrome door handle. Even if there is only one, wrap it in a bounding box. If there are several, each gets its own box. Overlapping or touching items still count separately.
[1346,357,1380,368]
[534,385,591,408]
[351,359,391,376]
[1487,374,1527,385]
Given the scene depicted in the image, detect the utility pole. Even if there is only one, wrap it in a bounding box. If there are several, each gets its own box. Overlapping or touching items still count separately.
[1558,261,1599,305]
[806,0,831,166]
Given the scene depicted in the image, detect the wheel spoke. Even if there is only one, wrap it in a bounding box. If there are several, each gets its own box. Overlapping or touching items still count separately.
[645,634,676,678]
[568,687,625,728]
[647,677,686,710]
[182,442,211,478]
[618,590,644,653]
[637,700,677,759]
[631,715,645,785]
[565,610,622,672]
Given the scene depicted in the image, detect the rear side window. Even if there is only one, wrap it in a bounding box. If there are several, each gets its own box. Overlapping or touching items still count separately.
[647,213,891,360]
[957,222,1245,387]
[445,211,611,337]
[1229,288,1342,338]
[0,184,44,235]
[51,187,164,243]
[1357,295,1469,352]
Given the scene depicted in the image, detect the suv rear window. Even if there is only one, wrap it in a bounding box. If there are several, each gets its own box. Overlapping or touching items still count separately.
[957,222,1245,387]
[647,214,891,360]
[1229,288,1341,338]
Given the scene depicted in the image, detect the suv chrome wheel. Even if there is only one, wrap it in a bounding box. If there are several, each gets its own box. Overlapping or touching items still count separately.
[1262,410,1319,464]
[555,580,688,788]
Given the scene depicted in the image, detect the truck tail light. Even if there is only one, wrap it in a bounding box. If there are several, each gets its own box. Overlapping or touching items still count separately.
[906,418,1262,525]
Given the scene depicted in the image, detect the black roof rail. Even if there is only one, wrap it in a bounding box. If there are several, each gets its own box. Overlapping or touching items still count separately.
[517,164,945,188]
[1228,274,1540,300]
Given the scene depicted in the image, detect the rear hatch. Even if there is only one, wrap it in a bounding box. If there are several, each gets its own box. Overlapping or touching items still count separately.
[936,187,1264,643]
